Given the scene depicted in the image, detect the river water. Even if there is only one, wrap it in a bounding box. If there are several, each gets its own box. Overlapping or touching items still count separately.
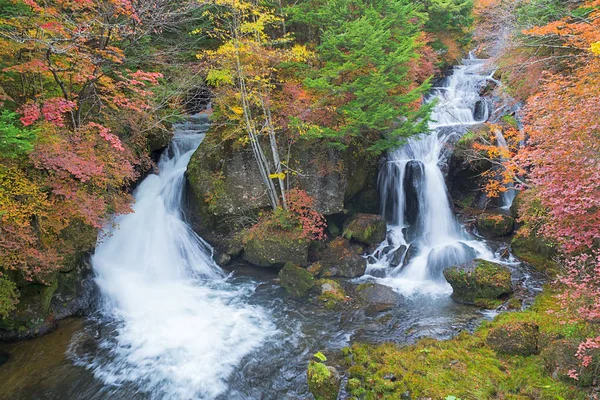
[0,56,540,400]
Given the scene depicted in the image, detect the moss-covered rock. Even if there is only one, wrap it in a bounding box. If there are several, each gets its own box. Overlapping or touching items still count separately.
[0,278,59,340]
[354,283,400,313]
[320,238,366,278]
[316,279,347,309]
[486,321,539,356]
[243,236,310,268]
[541,339,600,387]
[511,234,559,274]
[278,262,315,298]
[307,359,341,400]
[443,259,513,305]
[475,212,514,238]
[343,213,387,246]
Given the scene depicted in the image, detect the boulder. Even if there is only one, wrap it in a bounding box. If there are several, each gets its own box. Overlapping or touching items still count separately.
[541,339,600,387]
[243,236,310,268]
[486,321,539,356]
[320,238,366,278]
[475,212,514,238]
[443,259,513,305]
[278,263,315,298]
[343,213,387,246]
[354,283,400,312]
[316,279,347,309]
[307,360,341,400]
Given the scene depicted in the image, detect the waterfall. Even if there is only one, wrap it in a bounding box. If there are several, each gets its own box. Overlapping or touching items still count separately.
[88,114,273,399]
[495,129,517,209]
[368,54,496,295]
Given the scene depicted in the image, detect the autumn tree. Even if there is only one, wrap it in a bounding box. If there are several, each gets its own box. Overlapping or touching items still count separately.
[198,0,313,210]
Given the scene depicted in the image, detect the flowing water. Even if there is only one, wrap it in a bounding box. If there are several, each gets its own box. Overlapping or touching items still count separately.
[0,57,541,400]
[366,55,506,295]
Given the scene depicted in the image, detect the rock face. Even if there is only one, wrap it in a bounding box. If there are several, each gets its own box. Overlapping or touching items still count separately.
[443,259,513,305]
[541,339,600,387]
[475,212,514,238]
[279,263,315,298]
[486,321,540,356]
[243,236,310,268]
[186,137,379,241]
[320,238,366,278]
[343,213,387,246]
[0,222,97,341]
[354,283,400,312]
[307,360,342,400]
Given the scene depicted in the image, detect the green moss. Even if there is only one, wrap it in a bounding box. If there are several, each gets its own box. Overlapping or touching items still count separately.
[501,114,518,128]
[278,262,315,298]
[316,279,347,309]
[511,234,559,274]
[0,276,18,319]
[343,290,596,399]
[475,213,514,238]
[444,259,512,305]
[307,360,340,400]
[342,213,386,246]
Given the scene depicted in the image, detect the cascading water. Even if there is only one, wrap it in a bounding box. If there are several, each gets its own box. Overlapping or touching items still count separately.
[88,114,273,399]
[368,55,496,295]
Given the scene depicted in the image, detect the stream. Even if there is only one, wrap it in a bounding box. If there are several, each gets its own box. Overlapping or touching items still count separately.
[0,56,542,400]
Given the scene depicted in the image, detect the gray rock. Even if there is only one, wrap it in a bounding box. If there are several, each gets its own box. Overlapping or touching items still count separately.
[354,283,400,312]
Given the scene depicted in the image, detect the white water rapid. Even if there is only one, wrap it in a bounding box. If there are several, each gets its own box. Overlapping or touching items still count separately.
[367,55,497,295]
[88,115,273,400]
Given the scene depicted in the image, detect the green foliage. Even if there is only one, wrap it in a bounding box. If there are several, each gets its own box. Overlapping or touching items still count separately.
[516,0,569,29]
[423,0,474,33]
[0,111,37,158]
[301,0,433,153]
[0,275,18,318]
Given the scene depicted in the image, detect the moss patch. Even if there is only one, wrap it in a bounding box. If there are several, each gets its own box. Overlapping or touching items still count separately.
[278,263,315,298]
[342,290,597,399]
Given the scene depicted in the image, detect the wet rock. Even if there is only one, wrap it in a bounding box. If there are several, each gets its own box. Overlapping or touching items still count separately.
[404,161,424,226]
[343,213,386,246]
[486,321,539,356]
[51,259,97,321]
[541,339,600,387]
[243,236,310,268]
[307,360,341,400]
[403,244,419,267]
[215,252,231,266]
[475,212,514,238]
[389,245,408,268]
[320,238,366,278]
[316,279,347,309]
[278,263,315,298]
[426,243,477,281]
[443,259,513,305]
[354,283,400,312]
[511,234,559,274]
